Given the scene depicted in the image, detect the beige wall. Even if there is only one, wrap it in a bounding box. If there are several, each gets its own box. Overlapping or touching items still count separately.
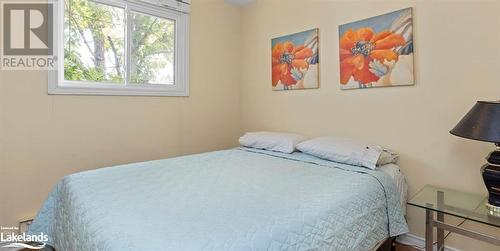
[0,0,242,228]
[240,0,500,250]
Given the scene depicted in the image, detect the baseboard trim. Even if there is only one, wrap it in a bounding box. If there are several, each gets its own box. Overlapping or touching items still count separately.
[396,233,461,251]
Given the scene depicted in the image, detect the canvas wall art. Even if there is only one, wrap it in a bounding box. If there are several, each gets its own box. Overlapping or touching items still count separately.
[272,29,319,90]
[338,8,414,90]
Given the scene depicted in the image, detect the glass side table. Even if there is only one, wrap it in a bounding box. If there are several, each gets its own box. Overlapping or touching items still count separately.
[408,185,500,251]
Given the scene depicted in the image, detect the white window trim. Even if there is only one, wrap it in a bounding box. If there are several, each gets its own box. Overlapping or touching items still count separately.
[48,0,190,97]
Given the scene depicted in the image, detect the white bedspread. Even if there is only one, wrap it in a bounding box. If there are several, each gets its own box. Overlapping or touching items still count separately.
[29,148,408,251]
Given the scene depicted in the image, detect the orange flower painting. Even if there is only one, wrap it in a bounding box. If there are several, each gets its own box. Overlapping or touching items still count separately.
[339,8,414,89]
[272,29,319,90]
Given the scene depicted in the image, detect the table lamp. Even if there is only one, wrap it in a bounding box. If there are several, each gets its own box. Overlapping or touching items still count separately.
[450,101,500,216]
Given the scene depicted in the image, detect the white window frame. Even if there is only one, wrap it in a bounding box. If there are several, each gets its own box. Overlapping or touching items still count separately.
[48,0,190,96]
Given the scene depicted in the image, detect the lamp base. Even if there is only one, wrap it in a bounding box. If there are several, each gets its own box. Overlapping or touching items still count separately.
[486,202,500,217]
[482,148,500,217]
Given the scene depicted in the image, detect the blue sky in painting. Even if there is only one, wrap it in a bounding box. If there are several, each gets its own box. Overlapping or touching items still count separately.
[339,8,411,35]
[272,29,317,47]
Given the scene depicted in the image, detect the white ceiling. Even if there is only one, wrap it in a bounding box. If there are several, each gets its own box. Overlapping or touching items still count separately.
[224,0,255,6]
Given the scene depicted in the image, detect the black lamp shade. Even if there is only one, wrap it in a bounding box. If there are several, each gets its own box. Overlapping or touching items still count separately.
[450,101,500,144]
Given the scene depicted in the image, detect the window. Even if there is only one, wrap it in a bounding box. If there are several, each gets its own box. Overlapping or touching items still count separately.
[49,0,190,96]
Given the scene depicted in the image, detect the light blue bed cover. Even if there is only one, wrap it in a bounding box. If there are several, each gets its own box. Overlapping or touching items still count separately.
[29,148,408,251]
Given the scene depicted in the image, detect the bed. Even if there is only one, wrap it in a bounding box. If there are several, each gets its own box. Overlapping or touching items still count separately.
[29,147,408,251]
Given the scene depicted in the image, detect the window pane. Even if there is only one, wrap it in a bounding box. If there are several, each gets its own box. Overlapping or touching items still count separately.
[64,0,125,83]
[130,12,175,85]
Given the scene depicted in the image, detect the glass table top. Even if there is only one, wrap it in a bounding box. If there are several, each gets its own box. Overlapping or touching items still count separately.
[408,185,500,228]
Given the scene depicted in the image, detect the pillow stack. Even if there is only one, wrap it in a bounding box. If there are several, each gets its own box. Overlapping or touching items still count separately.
[239,132,399,169]
[296,137,398,170]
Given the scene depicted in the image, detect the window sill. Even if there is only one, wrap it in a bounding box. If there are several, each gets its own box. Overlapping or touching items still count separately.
[48,82,189,97]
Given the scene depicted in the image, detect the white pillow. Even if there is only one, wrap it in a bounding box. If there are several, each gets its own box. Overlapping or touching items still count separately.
[296,137,398,169]
[239,132,306,153]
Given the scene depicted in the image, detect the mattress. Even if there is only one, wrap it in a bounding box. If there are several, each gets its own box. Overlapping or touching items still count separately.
[379,164,408,215]
[29,148,408,251]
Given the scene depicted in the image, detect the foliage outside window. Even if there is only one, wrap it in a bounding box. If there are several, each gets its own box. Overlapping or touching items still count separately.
[49,0,189,96]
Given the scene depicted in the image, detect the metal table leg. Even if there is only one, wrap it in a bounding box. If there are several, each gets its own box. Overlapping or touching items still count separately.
[437,191,445,251]
[426,206,434,251]
[437,211,444,251]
